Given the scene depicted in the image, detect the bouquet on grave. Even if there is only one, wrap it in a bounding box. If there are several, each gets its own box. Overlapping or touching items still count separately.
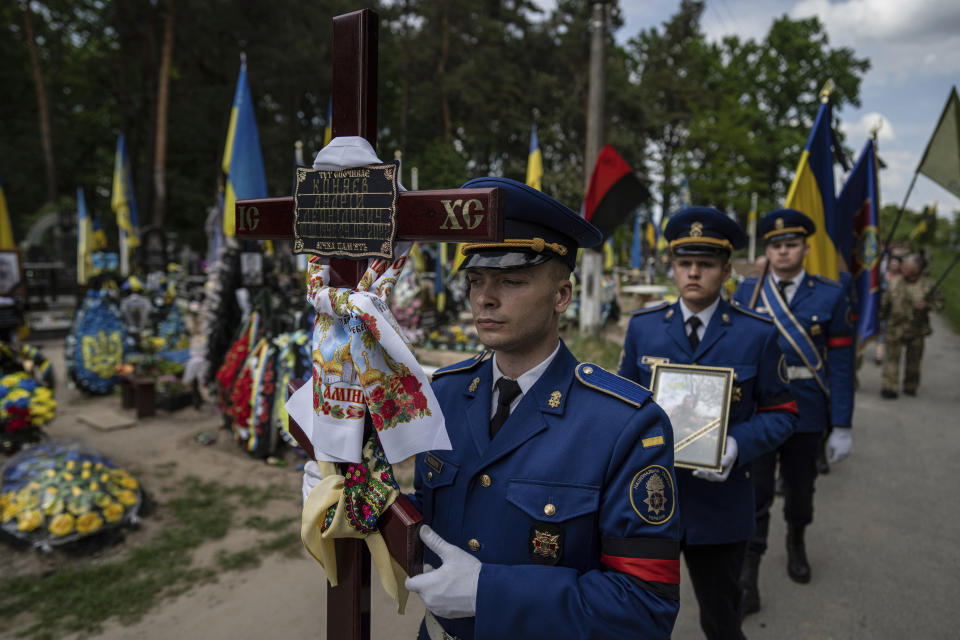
[1,440,142,548]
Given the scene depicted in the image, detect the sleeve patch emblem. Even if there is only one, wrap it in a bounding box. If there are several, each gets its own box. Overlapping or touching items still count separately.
[629,465,675,525]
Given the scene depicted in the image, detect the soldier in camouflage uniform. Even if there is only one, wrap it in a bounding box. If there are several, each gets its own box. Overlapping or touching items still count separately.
[880,255,945,398]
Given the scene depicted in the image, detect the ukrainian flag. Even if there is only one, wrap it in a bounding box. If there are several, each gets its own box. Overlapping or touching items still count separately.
[785,100,838,280]
[77,187,93,285]
[0,176,13,250]
[526,124,543,191]
[91,213,107,251]
[324,97,333,146]
[222,57,268,236]
[111,134,140,249]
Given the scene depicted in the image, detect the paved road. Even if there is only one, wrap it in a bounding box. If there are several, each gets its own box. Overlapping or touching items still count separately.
[672,312,960,639]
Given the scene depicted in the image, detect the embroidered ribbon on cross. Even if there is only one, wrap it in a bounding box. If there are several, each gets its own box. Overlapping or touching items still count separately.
[299,251,450,613]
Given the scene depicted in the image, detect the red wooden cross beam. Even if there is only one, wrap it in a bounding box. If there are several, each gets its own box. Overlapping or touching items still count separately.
[238,9,504,640]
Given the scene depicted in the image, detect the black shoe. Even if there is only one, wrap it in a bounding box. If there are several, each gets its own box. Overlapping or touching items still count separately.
[786,526,811,584]
[817,449,830,475]
[881,389,898,399]
[740,551,762,616]
[903,389,917,396]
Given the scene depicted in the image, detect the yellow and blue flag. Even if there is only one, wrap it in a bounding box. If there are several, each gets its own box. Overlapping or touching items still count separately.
[77,187,93,285]
[324,97,333,146]
[837,138,881,345]
[526,124,543,191]
[222,57,268,236]
[111,134,140,250]
[0,176,13,250]
[785,100,839,279]
[91,212,107,251]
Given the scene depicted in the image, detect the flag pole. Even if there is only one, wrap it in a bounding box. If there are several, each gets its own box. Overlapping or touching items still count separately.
[882,170,918,250]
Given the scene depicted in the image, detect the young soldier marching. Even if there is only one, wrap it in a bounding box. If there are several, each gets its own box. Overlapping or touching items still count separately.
[620,206,797,640]
[733,208,855,614]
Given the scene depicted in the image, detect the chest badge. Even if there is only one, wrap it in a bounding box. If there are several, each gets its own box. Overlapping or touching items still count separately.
[529,522,563,564]
[468,377,480,393]
[548,390,562,408]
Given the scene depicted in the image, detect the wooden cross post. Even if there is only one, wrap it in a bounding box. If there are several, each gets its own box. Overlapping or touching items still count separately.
[235,9,504,640]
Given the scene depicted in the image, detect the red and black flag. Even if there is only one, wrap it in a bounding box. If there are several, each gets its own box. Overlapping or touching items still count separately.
[584,145,649,240]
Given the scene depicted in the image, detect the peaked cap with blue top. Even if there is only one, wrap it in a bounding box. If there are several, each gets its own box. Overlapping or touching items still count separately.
[665,206,746,257]
[459,177,602,270]
[758,208,816,244]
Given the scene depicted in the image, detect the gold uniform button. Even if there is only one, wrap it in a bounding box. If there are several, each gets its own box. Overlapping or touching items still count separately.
[544,503,556,517]
[427,471,433,481]
[468,539,481,552]
[480,474,492,487]
[745,471,751,479]
[582,366,594,375]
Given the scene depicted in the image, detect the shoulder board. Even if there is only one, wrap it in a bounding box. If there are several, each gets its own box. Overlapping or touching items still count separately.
[432,351,491,378]
[631,302,669,316]
[730,303,773,323]
[575,363,651,408]
[812,274,842,288]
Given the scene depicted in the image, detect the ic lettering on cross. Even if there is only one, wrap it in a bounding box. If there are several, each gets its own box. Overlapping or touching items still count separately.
[235,9,504,640]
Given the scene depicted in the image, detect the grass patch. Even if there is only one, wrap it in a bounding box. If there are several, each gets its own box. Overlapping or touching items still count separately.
[562,332,624,371]
[0,475,299,639]
[931,246,960,333]
[216,548,261,571]
[244,515,297,532]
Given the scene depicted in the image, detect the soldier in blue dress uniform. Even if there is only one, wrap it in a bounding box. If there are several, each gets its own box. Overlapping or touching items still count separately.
[732,209,855,614]
[404,177,682,640]
[619,206,797,640]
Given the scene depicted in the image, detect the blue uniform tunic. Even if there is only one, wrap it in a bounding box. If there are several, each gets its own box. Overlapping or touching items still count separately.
[411,342,681,640]
[618,298,797,545]
[733,273,855,432]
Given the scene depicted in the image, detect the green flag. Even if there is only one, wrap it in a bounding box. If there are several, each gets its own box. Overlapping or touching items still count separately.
[917,87,960,199]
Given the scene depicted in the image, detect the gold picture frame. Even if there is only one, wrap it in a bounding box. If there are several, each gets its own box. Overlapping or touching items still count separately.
[650,362,734,472]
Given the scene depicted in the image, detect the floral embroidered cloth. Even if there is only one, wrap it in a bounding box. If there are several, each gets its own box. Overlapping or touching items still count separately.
[303,254,450,464]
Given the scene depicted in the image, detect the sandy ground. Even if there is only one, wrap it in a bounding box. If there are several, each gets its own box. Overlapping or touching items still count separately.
[3,311,960,639]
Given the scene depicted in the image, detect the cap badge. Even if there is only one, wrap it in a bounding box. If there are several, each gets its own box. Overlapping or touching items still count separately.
[548,390,562,408]
[775,217,785,229]
[690,222,703,238]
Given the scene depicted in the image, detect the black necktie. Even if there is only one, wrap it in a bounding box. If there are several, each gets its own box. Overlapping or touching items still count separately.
[686,316,702,352]
[490,377,522,439]
[777,279,793,298]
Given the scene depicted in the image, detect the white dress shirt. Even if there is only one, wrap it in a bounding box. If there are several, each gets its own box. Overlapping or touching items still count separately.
[679,296,720,343]
[490,341,562,419]
[771,269,805,305]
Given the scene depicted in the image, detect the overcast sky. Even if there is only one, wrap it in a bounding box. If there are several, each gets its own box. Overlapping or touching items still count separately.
[538,0,960,217]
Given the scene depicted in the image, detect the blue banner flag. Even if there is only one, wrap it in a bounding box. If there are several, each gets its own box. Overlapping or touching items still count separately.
[222,57,268,236]
[837,138,881,345]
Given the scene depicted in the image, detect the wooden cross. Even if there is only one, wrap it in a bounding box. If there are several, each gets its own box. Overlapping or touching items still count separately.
[236,9,504,640]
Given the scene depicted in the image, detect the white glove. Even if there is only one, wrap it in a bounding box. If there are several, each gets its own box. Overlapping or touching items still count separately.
[827,428,852,464]
[692,436,738,482]
[301,461,323,504]
[404,525,481,619]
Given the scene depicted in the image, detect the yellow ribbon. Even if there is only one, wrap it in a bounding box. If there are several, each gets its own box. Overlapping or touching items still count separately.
[300,462,410,614]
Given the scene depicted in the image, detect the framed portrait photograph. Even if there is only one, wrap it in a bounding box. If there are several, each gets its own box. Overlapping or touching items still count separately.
[650,363,735,472]
[0,249,23,297]
[240,252,264,287]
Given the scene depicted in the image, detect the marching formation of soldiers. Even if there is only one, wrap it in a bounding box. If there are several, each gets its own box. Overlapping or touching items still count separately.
[301,178,946,640]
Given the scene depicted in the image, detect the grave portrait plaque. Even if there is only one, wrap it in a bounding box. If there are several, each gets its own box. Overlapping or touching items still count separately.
[293,161,400,260]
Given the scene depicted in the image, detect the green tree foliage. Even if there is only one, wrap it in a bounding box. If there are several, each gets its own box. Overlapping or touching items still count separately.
[0,0,870,251]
